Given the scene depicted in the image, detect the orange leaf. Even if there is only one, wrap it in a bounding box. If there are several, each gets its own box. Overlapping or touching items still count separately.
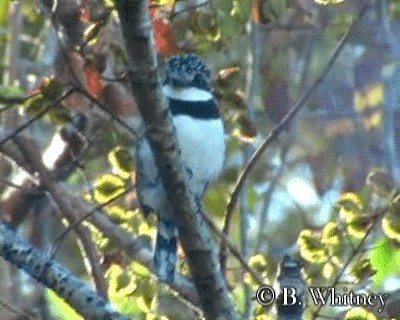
[85,64,105,97]
[149,4,179,56]
[80,3,90,23]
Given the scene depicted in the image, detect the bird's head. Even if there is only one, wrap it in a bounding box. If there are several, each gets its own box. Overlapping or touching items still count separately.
[164,53,212,92]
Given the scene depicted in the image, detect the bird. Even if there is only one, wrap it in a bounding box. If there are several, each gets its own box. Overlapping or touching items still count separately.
[135,53,225,283]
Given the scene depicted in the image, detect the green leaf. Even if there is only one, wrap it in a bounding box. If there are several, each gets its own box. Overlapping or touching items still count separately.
[134,279,157,314]
[48,105,72,124]
[322,221,341,245]
[254,315,274,320]
[232,286,246,314]
[108,146,135,179]
[0,84,25,104]
[350,258,376,284]
[315,0,345,5]
[0,0,9,26]
[337,193,364,221]
[382,214,400,242]
[370,237,400,285]
[297,229,327,263]
[47,289,83,320]
[245,254,268,287]
[25,94,48,116]
[344,307,376,320]
[94,174,126,202]
[40,77,64,100]
[347,214,370,239]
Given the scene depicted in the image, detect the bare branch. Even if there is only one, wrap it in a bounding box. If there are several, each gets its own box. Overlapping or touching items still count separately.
[0,223,130,320]
[224,3,371,243]
[0,89,75,147]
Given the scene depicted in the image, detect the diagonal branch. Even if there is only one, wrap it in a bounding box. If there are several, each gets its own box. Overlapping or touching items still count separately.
[114,1,239,319]
[223,2,371,244]
[0,223,130,320]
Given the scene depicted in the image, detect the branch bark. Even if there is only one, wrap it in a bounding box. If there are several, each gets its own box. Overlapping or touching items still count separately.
[114,1,239,319]
[0,222,130,320]
[0,133,200,306]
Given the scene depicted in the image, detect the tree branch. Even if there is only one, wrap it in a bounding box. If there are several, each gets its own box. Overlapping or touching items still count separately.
[0,223,130,320]
[114,1,239,319]
[224,2,371,242]
[0,130,199,308]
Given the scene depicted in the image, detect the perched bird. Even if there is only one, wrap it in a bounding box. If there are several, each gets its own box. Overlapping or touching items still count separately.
[135,54,225,283]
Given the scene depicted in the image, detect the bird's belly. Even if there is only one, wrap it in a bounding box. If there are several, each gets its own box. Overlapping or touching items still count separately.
[174,115,225,187]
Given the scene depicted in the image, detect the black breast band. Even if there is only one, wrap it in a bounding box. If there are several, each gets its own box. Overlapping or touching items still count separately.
[169,98,220,119]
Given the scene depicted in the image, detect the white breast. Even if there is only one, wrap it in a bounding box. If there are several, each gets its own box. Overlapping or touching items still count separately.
[138,84,225,202]
[163,84,225,192]
[173,115,225,195]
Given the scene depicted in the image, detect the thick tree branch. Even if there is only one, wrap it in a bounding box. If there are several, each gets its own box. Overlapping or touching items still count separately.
[1,134,199,303]
[114,1,239,319]
[0,223,130,320]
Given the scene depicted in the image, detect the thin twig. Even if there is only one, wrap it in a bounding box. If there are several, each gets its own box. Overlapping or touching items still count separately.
[254,146,289,253]
[170,1,210,19]
[311,207,386,319]
[202,212,264,285]
[49,184,135,259]
[0,298,31,319]
[73,86,137,138]
[0,89,75,146]
[223,3,371,245]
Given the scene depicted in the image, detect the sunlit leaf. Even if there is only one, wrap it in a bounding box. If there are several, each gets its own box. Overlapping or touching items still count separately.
[254,315,273,320]
[0,0,9,26]
[344,307,376,320]
[350,258,376,285]
[232,113,257,142]
[134,279,157,314]
[129,261,150,277]
[94,173,126,202]
[40,77,64,100]
[315,0,345,5]
[337,193,363,212]
[108,146,135,179]
[322,262,335,279]
[347,215,370,239]
[322,222,341,245]
[107,265,141,316]
[48,105,72,124]
[366,83,384,107]
[0,84,25,104]
[25,94,48,116]
[232,286,246,314]
[47,289,83,320]
[298,230,327,263]
[337,193,364,221]
[248,254,268,272]
[370,237,400,285]
[245,254,268,286]
[382,214,400,242]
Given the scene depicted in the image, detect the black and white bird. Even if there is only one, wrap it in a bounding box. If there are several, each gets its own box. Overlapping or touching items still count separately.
[135,54,225,283]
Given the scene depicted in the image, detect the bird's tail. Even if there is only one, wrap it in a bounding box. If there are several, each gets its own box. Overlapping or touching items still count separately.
[154,218,178,283]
